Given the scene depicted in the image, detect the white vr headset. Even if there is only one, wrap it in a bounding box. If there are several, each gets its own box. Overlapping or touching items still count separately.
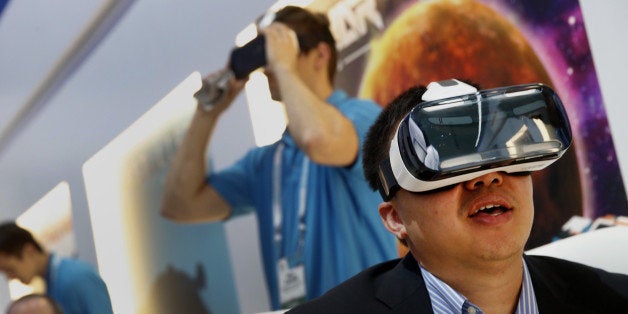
[377,79,573,200]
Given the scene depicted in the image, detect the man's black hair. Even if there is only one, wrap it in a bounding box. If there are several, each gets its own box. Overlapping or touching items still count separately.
[0,222,43,257]
[363,85,428,193]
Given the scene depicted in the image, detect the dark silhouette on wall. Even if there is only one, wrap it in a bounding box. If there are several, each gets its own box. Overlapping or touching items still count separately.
[139,263,211,314]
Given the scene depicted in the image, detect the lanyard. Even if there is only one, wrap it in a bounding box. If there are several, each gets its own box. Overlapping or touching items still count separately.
[272,142,309,257]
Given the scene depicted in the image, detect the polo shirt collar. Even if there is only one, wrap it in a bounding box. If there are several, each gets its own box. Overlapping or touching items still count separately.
[280,89,346,147]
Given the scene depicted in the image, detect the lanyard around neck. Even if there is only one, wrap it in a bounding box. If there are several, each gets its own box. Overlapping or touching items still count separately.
[272,142,309,257]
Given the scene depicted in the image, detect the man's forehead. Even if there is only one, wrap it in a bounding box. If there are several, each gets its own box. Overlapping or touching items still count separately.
[0,250,23,260]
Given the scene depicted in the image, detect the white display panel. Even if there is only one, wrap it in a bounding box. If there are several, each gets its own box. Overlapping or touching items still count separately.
[82,72,240,314]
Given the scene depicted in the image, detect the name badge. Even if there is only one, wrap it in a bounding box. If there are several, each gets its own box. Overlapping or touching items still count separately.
[277,257,306,308]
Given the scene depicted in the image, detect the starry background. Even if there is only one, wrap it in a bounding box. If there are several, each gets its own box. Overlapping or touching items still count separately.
[478,0,628,218]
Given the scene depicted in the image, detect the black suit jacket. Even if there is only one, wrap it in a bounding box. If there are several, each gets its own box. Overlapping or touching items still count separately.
[287,254,628,313]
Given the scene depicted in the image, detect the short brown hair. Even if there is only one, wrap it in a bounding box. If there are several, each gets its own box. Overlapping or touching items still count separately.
[271,6,338,83]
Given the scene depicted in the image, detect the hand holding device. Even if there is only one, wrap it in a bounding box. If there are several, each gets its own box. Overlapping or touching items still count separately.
[194,35,268,111]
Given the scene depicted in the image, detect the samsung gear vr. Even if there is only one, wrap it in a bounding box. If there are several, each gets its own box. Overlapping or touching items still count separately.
[377,79,572,200]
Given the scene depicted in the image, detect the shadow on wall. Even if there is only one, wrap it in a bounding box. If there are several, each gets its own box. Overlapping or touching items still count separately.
[138,263,211,314]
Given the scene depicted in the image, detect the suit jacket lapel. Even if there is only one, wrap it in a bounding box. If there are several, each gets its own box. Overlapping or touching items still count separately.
[525,254,582,312]
[375,253,434,313]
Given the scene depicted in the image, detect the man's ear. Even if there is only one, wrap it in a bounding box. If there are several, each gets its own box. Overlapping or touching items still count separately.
[313,42,331,69]
[20,243,38,258]
[379,201,408,241]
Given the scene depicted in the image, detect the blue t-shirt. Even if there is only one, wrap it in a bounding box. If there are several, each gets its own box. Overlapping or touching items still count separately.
[209,90,397,309]
[45,254,114,314]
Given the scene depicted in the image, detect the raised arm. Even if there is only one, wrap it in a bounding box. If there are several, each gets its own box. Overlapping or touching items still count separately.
[263,23,359,167]
[160,69,246,223]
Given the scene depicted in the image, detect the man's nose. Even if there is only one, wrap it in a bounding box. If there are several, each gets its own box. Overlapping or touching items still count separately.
[463,172,504,190]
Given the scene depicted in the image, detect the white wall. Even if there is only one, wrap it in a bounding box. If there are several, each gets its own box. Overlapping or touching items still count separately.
[0,0,273,252]
[580,0,628,188]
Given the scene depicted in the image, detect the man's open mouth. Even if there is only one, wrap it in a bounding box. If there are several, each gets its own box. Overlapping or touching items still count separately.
[469,204,512,218]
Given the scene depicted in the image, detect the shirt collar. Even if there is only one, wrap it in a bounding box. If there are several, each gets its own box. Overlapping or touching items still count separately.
[420,258,538,314]
[44,253,60,291]
[326,89,347,105]
[516,260,538,314]
[44,253,54,281]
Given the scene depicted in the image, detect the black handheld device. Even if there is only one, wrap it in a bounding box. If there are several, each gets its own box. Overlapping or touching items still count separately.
[229,35,267,79]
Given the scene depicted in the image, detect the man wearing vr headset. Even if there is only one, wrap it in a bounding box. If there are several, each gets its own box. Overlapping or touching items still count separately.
[161,5,396,310]
[288,80,628,313]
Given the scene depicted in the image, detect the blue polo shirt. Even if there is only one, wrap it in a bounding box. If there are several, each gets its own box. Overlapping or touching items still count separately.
[209,90,397,309]
[45,254,113,314]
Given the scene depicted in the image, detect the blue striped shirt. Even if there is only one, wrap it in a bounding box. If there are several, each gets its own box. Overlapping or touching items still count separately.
[420,258,538,314]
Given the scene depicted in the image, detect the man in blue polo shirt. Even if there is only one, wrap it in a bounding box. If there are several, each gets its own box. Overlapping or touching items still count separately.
[0,222,113,314]
[160,5,396,310]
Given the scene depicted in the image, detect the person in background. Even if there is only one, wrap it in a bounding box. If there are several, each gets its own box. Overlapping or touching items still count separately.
[0,222,113,314]
[6,293,63,314]
[287,80,628,313]
[160,5,396,310]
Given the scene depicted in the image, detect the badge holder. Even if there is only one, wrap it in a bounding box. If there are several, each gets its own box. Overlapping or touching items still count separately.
[277,251,307,308]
